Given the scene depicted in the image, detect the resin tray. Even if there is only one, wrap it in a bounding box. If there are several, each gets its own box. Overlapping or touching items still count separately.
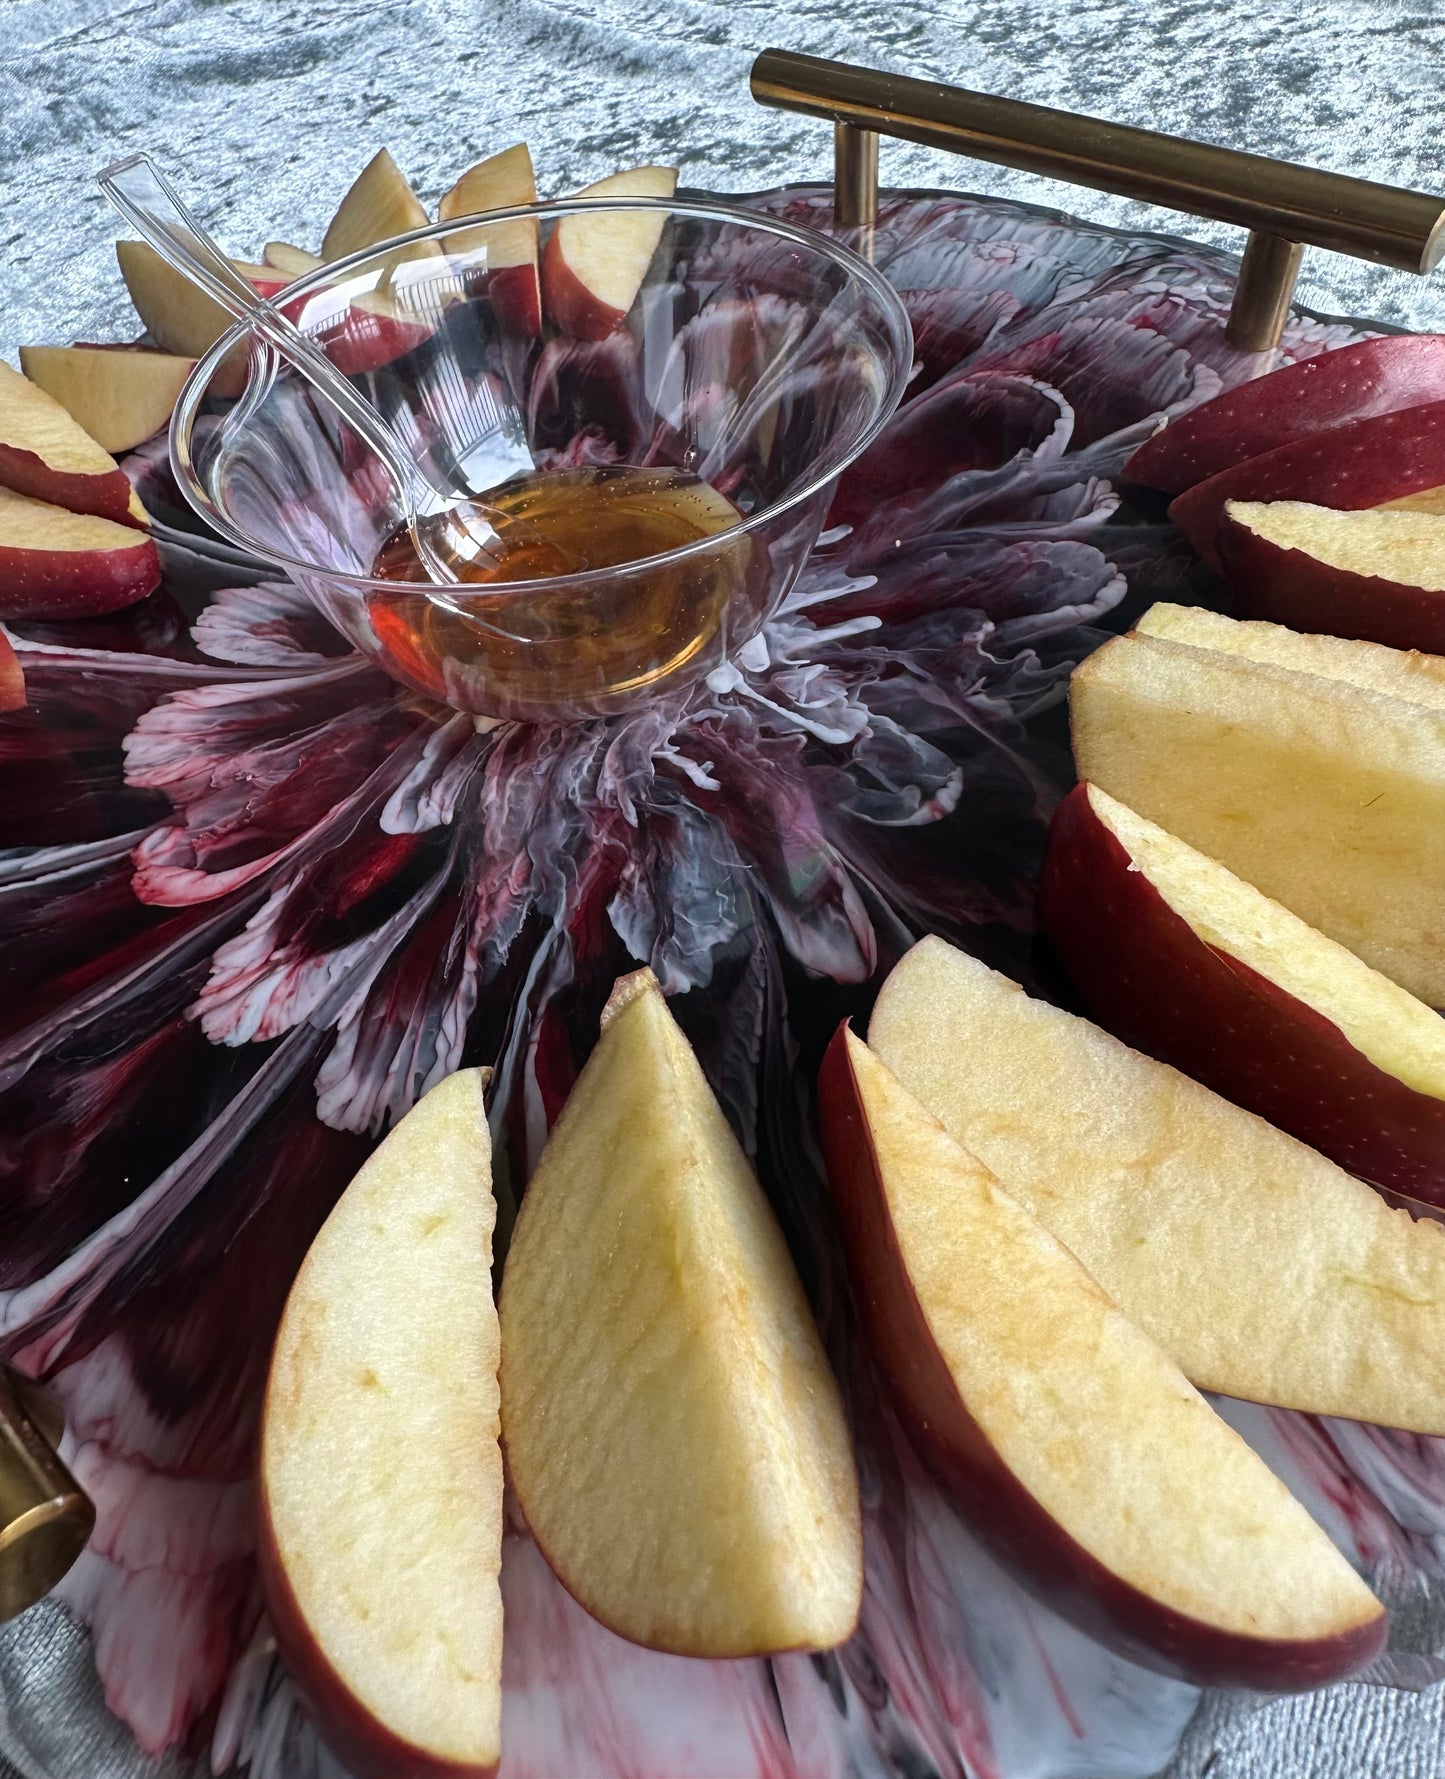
[3,182,1444,1779]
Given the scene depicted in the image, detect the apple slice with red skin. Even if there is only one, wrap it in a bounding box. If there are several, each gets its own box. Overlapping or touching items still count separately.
[1169,400,1445,570]
[116,239,277,357]
[1125,334,1445,495]
[1041,781,1445,1205]
[499,968,861,1658]
[260,241,432,376]
[439,142,540,335]
[1071,602,1445,1007]
[116,243,413,397]
[316,153,449,368]
[0,484,161,619]
[116,240,279,398]
[0,632,24,710]
[1217,498,1445,652]
[259,1068,502,1779]
[870,936,1445,1432]
[819,1025,1386,1688]
[541,165,679,341]
[0,361,147,527]
[18,346,197,454]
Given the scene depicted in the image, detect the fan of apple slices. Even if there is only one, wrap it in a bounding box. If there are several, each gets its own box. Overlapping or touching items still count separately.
[1126,333,1445,653]
[30,135,1445,1771]
[0,136,676,650]
[21,139,676,453]
[261,973,863,1776]
[820,1023,1386,1690]
[262,928,1442,1776]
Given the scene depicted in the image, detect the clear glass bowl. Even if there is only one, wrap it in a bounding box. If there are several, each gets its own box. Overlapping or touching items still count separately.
[170,197,912,720]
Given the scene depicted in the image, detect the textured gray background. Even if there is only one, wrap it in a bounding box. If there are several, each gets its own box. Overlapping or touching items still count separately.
[2,1,1444,1775]
[3,0,1445,364]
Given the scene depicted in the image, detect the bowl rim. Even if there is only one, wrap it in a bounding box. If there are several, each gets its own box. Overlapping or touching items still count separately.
[169,192,914,595]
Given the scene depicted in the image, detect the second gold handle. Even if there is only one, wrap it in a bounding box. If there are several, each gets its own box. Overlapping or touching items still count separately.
[752,49,1445,351]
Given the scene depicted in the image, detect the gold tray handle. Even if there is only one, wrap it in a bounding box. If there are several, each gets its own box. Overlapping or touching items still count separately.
[0,1367,93,1622]
[751,48,1445,351]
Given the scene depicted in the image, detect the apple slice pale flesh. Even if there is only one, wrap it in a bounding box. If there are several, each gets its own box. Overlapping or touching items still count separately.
[439,142,540,334]
[259,1068,502,1779]
[116,240,275,356]
[0,360,146,526]
[1168,400,1445,570]
[1041,781,1445,1203]
[819,1026,1386,1687]
[1071,603,1445,1006]
[541,165,678,341]
[869,937,1445,1433]
[499,967,861,1657]
[0,484,161,619]
[322,148,441,264]
[1218,498,1445,653]
[1125,334,1445,495]
[116,241,275,398]
[18,346,197,454]
[438,140,536,247]
[262,242,326,278]
[1134,599,1445,700]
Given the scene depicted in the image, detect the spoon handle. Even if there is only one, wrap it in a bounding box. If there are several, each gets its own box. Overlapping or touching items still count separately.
[97,151,427,512]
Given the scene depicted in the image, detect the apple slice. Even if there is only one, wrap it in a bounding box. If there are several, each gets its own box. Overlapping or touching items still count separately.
[498,968,861,1657]
[322,148,441,264]
[0,360,147,527]
[261,240,433,375]
[18,346,197,454]
[819,1025,1386,1687]
[868,937,1445,1433]
[259,1068,502,1779]
[1125,334,1445,495]
[1041,781,1445,1203]
[120,234,424,385]
[541,165,678,341]
[0,631,24,711]
[1217,498,1445,652]
[116,239,274,358]
[1168,400,1445,570]
[262,242,325,278]
[1071,603,1445,1006]
[1133,598,1445,699]
[0,484,161,619]
[116,240,276,399]
[439,142,540,334]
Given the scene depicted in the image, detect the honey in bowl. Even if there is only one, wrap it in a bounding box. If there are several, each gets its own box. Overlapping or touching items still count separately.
[368,464,749,711]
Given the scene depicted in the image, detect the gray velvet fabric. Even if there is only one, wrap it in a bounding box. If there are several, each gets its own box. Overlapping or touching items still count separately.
[0,3,1443,1775]
[2,0,1444,365]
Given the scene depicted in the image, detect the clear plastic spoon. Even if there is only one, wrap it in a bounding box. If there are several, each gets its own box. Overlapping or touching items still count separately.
[97,151,521,585]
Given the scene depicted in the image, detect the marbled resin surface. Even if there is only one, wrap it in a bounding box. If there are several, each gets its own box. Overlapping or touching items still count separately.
[2,5,1445,1777]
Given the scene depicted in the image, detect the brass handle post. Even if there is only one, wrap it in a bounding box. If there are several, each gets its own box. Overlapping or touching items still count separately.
[751,48,1445,350]
[833,122,878,229]
[0,1369,93,1621]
